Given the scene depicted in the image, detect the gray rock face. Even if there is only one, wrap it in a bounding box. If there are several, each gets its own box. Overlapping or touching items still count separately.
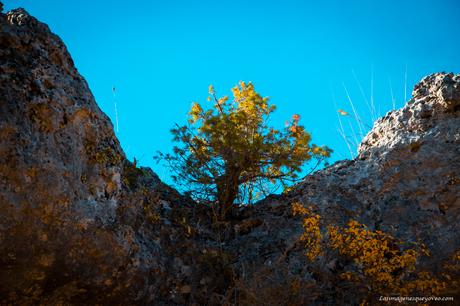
[224,73,459,303]
[0,7,459,305]
[0,8,189,304]
[279,71,459,254]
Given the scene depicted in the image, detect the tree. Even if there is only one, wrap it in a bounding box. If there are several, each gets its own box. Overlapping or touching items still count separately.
[157,82,331,219]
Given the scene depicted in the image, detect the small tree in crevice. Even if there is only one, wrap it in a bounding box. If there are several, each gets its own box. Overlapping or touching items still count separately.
[156,82,331,219]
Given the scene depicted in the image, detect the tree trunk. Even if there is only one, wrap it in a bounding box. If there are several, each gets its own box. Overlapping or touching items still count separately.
[216,166,240,220]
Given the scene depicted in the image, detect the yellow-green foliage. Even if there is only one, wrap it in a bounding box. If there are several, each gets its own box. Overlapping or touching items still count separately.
[442,249,460,294]
[159,82,331,219]
[139,186,161,224]
[327,220,445,295]
[85,139,123,166]
[292,202,322,261]
[291,202,451,299]
[144,205,160,224]
[122,161,143,190]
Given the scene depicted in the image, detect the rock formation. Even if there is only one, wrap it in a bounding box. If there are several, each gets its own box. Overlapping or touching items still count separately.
[0,7,189,304]
[0,6,459,305]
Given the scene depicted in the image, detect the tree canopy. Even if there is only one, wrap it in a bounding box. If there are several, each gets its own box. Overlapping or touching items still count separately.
[157,81,331,219]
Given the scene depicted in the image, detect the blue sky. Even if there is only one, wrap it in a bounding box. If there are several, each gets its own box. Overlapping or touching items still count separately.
[4,0,460,182]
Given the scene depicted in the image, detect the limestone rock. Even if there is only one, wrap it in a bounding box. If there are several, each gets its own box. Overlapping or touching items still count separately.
[0,7,459,305]
[0,8,190,304]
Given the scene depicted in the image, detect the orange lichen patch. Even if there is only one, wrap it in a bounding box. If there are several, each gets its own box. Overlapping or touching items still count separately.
[0,125,17,140]
[28,103,56,132]
[38,254,55,267]
[69,108,91,126]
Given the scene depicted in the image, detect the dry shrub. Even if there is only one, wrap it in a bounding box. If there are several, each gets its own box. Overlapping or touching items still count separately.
[291,201,457,304]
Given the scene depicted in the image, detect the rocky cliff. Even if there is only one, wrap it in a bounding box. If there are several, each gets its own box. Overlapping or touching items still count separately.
[0,7,459,305]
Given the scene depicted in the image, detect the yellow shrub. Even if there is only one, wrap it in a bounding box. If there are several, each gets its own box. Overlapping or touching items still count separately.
[292,204,451,299]
[292,202,322,261]
[327,220,435,295]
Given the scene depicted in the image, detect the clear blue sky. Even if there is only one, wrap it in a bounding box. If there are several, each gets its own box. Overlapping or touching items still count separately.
[4,0,460,182]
